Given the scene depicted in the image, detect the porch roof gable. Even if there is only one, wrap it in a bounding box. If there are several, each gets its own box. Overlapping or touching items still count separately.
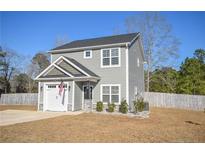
[35,56,100,81]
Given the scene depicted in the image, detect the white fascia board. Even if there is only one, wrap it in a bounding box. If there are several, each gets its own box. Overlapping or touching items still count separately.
[129,33,140,46]
[48,42,129,54]
[36,76,100,81]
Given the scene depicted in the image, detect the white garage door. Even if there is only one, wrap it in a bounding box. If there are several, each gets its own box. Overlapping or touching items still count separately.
[45,84,68,111]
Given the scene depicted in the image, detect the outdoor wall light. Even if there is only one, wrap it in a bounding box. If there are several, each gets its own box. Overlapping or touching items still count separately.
[40,86,43,91]
[68,85,71,92]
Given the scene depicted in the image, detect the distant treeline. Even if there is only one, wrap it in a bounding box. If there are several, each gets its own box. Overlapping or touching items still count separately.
[147,49,205,95]
[0,47,204,95]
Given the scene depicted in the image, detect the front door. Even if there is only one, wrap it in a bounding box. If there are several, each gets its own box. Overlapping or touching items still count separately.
[83,85,93,111]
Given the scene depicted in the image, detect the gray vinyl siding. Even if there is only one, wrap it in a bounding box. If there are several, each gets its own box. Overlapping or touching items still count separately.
[128,39,144,111]
[58,60,84,76]
[74,81,82,111]
[52,46,127,104]
[43,67,67,78]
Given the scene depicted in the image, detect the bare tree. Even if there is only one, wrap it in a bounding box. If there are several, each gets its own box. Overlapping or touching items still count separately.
[55,35,69,47]
[125,12,180,92]
[24,52,50,92]
[0,48,21,93]
[26,62,39,92]
[113,26,121,35]
[32,52,50,73]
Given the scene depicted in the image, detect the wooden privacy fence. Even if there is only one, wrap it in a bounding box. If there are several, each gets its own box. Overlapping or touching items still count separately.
[0,93,38,105]
[143,92,205,111]
[0,92,205,111]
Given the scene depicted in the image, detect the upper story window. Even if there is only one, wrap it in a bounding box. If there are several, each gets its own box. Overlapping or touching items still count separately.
[84,50,92,59]
[101,48,120,68]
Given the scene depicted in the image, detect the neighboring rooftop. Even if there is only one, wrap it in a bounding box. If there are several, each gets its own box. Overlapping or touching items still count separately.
[52,32,139,51]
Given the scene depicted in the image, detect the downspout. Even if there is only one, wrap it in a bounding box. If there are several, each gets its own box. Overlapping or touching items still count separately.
[125,43,130,108]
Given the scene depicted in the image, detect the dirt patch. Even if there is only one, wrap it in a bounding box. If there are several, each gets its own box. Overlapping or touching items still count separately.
[0,105,37,111]
[0,107,205,143]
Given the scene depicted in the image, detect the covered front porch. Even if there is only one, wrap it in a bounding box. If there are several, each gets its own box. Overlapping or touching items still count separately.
[35,56,100,112]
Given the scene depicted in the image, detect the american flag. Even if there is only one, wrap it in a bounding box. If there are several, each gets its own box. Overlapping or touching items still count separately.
[58,81,64,96]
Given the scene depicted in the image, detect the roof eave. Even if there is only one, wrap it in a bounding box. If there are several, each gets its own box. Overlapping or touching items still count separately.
[35,76,100,82]
[49,42,129,54]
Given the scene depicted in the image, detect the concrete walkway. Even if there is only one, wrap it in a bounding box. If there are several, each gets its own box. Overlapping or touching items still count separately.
[0,110,83,126]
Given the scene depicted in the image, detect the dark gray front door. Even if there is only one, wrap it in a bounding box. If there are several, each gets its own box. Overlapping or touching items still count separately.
[83,85,93,111]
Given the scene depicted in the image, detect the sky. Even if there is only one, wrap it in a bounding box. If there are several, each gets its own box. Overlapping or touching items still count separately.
[0,11,205,69]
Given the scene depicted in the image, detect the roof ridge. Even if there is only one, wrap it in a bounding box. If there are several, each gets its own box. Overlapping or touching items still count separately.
[52,32,139,51]
[71,32,139,42]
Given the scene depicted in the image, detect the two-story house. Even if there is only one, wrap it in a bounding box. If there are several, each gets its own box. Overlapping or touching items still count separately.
[35,33,145,112]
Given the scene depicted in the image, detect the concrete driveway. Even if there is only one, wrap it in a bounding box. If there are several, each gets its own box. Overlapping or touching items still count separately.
[0,110,82,126]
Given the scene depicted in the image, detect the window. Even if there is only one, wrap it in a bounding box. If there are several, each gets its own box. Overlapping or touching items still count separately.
[84,50,92,59]
[137,58,140,67]
[101,48,120,67]
[83,86,93,99]
[101,84,120,104]
[47,85,57,88]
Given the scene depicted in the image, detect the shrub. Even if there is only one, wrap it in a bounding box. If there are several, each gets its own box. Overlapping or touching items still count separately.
[96,101,103,112]
[119,99,128,114]
[133,97,145,113]
[108,102,116,112]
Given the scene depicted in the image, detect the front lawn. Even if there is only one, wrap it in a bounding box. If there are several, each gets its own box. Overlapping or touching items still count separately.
[0,105,37,111]
[0,106,204,142]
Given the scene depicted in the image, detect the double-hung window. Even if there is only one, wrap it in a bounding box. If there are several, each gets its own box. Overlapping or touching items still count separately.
[101,84,120,104]
[101,48,120,67]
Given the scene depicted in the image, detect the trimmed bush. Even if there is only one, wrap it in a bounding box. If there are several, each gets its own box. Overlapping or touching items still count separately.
[108,102,116,112]
[96,101,103,112]
[133,97,145,113]
[119,99,128,114]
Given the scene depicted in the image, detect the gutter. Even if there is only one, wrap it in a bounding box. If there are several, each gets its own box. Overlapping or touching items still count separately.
[49,42,130,54]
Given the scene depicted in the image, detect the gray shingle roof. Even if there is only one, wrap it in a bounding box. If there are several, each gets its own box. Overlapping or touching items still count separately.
[52,33,139,51]
[64,57,99,78]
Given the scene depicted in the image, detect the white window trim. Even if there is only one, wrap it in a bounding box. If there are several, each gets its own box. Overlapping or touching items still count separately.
[84,50,92,59]
[100,84,121,104]
[100,47,121,68]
